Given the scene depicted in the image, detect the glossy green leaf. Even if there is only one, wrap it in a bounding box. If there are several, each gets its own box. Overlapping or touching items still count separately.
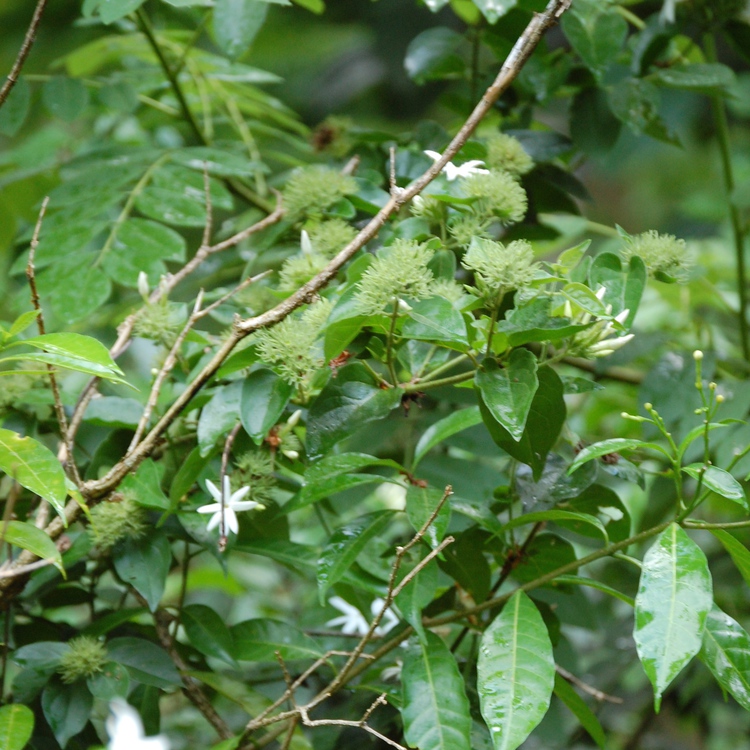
[317,511,393,601]
[568,438,668,474]
[406,486,451,548]
[566,484,631,543]
[477,591,555,750]
[304,452,403,483]
[0,704,34,750]
[588,253,646,328]
[102,218,186,287]
[413,406,482,469]
[240,368,293,444]
[562,8,627,78]
[36,256,112,324]
[87,662,130,700]
[404,27,465,84]
[0,78,30,137]
[395,556,438,643]
[198,382,243,456]
[401,631,472,750]
[106,637,181,687]
[119,459,169,510]
[0,429,67,518]
[654,63,735,95]
[42,77,89,122]
[634,523,713,711]
[553,673,606,749]
[113,531,172,611]
[306,363,403,459]
[214,0,269,59]
[232,619,323,661]
[700,604,750,711]
[403,296,468,349]
[234,538,317,576]
[497,297,589,346]
[473,0,516,23]
[83,397,142,429]
[439,528,491,602]
[710,529,750,588]
[285,474,386,513]
[499,510,608,543]
[2,521,63,573]
[682,464,748,509]
[98,0,147,23]
[480,365,565,481]
[511,534,577,585]
[182,604,237,666]
[42,680,92,748]
[475,350,538,442]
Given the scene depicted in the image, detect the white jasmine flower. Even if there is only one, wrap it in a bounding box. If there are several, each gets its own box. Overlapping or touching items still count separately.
[107,698,169,750]
[371,597,399,635]
[423,150,490,181]
[326,596,370,635]
[197,476,263,535]
[137,271,150,301]
[300,230,313,256]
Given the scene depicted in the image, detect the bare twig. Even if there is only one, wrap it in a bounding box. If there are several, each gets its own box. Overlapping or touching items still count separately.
[279,716,298,750]
[555,664,623,704]
[297,705,407,750]
[0,557,57,579]
[0,0,47,110]
[218,421,242,551]
[195,270,272,320]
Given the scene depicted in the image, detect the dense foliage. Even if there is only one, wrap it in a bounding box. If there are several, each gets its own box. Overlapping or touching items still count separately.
[1,0,750,748]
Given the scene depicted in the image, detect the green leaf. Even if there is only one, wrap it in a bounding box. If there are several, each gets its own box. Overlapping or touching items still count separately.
[395,556,438,643]
[496,297,589,346]
[213,0,269,59]
[0,78,30,137]
[285,474,388,513]
[562,8,627,78]
[553,673,607,750]
[106,637,181,688]
[36,256,112,324]
[87,662,130,700]
[42,77,89,122]
[198,382,243,456]
[41,681,92,748]
[304,452,403,484]
[552,574,634,607]
[682,464,748,509]
[2,521,63,574]
[0,704,34,750]
[588,253,646,327]
[568,438,668,474]
[439,528,491,602]
[240,369,293,444]
[413,406,482,469]
[404,28,465,84]
[7,310,40,338]
[113,531,172,612]
[232,619,323,661]
[402,296,469,349]
[317,511,393,602]
[84,397,142,429]
[499,510,608,543]
[182,604,237,666]
[102,218,186,287]
[480,365,566,481]
[700,604,750,712]
[401,631,472,750]
[475,350,539,442]
[0,429,67,518]
[406,486,450,549]
[653,63,735,95]
[566,483,631,544]
[477,591,555,750]
[511,534,577,585]
[472,0,516,24]
[710,529,750,588]
[570,87,621,157]
[634,523,713,711]
[306,363,403,459]
[99,0,147,23]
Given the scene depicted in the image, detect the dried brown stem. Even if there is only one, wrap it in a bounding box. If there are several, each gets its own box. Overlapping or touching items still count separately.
[555,664,623,705]
[0,557,57,579]
[195,270,272,320]
[0,0,47,109]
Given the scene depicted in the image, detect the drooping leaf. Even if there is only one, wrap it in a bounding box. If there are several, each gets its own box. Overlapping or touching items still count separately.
[682,464,748,510]
[1,521,63,573]
[553,673,607,749]
[240,368,293,444]
[182,604,237,666]
[477,591,555,750]
[213,0,269,59]
[112,531,172,612]
[106,638,181,687]
[41,680,92,748]
[710,529,750,588]
[413,406,482,469]
[0,704,34,750]
[0,429,67,518]
[475,350,538,442]
[401,631,472,750]
[700,604,750,712]
[634,523,713,711]
[405,485,451,549]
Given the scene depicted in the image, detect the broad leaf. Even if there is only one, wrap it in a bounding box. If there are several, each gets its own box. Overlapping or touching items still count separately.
[240,368,293,444]
[120,459,170,510]
[634,523,713,711]
[562,7,627,79]
[41,681,92,748]
[403,296,469,349]
[475,350,538,442]
[0,704,34,750]
[232,619,323,661]
[213,0,269,59]
[198,382,243,456]
[653,63,735,95]
[568,438,668,474]
[682,464,748,510]
[0,429,67,518]
[477,591,555,750]
[395,556,438,643]
[404,28,465,84]
[499,510,608,543]
[710,529,750,588]
[700,604,750,711]
[42,77,89,121]
[401,631,472,750]
[106,638,181,688]
[553,673,606,749]
[87,662,130,701]
[2,521,63,573]
[112,531,172,612]
[182,604,237,666]
[413,406,482,468]
[405,485,450,548]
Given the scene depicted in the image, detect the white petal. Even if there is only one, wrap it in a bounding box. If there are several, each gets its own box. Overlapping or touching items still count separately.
[300,230,313,255]
[204,479,222,502]
[231,500,261,512]
[225,508,239,535]
[205,512,222,532]
[329,596,358,616]
[614,308,630,325]
[442,163,460,181]
[222,475,231,502]
[196,503,221,514]
[423,150,441,162]
[229,486,251,504]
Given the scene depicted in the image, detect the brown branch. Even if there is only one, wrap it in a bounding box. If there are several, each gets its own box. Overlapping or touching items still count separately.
[0,0,47,110]
[555,664,623,704]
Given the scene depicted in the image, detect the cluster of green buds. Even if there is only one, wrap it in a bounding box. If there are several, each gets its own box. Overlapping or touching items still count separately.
[566,287,634,358]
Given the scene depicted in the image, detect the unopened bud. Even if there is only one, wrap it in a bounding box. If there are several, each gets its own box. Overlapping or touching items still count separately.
[137,271,150,301]
[300,230,313,256]
[282,449,299,461]
[709,382,717,391]
[693,350,703,361]
[644,402,653,411]
[595,286,607,301]
[716,394,725,404]
[286,409,302,428]
[614,308,630,325]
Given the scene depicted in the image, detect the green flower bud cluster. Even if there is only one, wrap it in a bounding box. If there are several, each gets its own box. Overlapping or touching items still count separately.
[89,494,148,550]
[448,214,491,249]
[430,278,465,304]
[0,370,44,413]
[58,636,107,683]
[307,219,357,258]
[621,229,691,282]
[354,240,435,315]
[254,298,332,387]
[463,170,527,225]
[485,133,534,177]
[133,297,185,346]
[283,166,357,219]
[461,237,538,306]
[234,450,277,505]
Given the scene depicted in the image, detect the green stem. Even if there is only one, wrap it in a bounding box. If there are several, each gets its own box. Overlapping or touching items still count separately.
[704,32,749,362]
[401,370,475,393]
[136,8,207,145]
[683,519,750,530]
[418,352,471,383]
[615,5,646,29]
[385,302,401,385]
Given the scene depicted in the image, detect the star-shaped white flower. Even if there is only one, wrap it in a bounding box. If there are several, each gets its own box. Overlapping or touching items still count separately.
[424,150,490,181]
[107,698,170,750]
[326,596,399,636]
[197,476,262,535]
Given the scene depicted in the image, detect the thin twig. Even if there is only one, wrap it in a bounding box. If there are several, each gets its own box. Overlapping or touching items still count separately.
[195,270,272,320]
[0,0,48,109]
[201,162,213,248]
[279,716,298,750]
[297,706,407,750]
[218,422,242,551]
[0,557,57,579]
[555,664,623,704]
